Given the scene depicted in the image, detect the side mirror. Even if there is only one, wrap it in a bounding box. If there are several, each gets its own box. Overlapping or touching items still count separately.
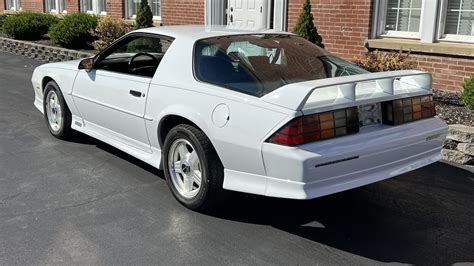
[78,57,94,71]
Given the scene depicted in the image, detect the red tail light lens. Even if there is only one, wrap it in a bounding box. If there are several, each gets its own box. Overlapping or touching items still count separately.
[268,107,359,146]
[382,95,436,125]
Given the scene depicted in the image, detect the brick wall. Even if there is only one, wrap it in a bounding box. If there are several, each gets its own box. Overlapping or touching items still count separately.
[415,54,474,91]
[161,0,204,25]
[107,0,125,19]
[66,0,80,13]
[288,0,372,61]
[21,0,43,12]
[287,0,472,91]
[0,0,5,12]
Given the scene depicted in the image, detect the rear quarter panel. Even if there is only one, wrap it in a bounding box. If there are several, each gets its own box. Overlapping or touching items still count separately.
[146,36,294,175]
[145,82,292,175]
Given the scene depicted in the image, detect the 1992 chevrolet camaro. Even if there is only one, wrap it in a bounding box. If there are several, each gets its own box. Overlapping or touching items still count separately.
[32,25,448,210]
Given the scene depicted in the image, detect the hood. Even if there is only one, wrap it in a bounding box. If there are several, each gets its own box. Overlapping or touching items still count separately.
[36,58,86,71]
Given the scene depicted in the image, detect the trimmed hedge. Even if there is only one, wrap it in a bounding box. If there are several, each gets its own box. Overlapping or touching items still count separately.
[135,0,153,29]
[2,12,59,40]
[49,13,98,49]
[462,74,474,112]
[0,15,7,32]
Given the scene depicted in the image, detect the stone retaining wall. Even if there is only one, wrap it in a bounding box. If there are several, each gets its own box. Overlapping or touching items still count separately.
[442,125,474,169]
[0,37,95,63]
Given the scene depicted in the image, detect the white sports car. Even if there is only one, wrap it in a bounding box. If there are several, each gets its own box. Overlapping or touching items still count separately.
[31,25,448,210]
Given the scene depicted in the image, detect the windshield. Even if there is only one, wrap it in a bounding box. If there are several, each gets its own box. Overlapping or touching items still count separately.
[193,34,368,97]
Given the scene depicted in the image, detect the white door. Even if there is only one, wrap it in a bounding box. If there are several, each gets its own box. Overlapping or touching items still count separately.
[227,0,269,30]
[73,71,151,152]
[72,35,164,152]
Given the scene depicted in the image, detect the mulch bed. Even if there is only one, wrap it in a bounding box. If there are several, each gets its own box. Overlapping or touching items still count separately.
[434,89,473,126]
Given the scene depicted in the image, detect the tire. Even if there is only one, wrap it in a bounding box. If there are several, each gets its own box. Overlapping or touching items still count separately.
[163,124,225,211]
[43,81,73,139]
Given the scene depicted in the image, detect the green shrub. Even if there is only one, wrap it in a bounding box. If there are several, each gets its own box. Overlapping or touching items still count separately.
[49,13,98,49]
[462,73,474,112]
[0,15,7,32]
[91,17,132,51]
[135,0,153,29]
[2,12,59,40]
[292,0,324,48]
[355,50,418,72]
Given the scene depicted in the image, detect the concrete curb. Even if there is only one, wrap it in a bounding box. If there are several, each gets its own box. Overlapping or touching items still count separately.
[0,36,95,63]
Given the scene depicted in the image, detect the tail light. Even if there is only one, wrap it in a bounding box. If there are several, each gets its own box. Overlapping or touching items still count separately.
[382,95,436,125]
[268,107,359,146]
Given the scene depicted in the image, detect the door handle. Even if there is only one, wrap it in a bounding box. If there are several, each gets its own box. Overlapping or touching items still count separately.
[129,90,142,97]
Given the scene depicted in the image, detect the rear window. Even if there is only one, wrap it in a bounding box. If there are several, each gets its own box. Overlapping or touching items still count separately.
[193,34,368,97]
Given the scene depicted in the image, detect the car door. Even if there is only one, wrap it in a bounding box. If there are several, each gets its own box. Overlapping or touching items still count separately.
[72,34,172,152]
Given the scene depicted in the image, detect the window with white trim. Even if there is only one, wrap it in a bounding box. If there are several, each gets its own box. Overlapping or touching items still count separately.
[379,0,423,38]
[81,0,106,15]
[374,0,474,43]
[44,0,66,13]
[125,0,161,20]
[439,0,474,42]
[6,0,21,11]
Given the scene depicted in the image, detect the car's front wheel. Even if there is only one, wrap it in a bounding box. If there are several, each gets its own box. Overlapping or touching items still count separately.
[163,124,225,211]
[43,81,72,139]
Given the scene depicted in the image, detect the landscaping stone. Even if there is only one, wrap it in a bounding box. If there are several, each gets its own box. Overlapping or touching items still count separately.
[457,143,474,157]
[441,149,474,165]
[446,124,474,143]
[443,139,459,150]
[0,36,94,63]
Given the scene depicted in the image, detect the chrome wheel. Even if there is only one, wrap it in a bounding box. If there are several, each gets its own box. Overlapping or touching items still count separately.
[45,90,62,133]
[168,139,202,199]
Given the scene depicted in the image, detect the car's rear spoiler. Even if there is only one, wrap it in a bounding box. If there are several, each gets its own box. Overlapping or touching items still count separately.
[261,70,432,114]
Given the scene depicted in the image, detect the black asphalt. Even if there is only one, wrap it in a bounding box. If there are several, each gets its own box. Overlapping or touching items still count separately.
[1,52,473,265]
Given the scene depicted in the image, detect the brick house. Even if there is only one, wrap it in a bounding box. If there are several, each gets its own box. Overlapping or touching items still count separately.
[2,0,473,91]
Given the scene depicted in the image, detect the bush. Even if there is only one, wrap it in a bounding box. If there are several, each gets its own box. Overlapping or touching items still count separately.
[355,50,418,72]
[91,17,132,51]
[0,15,7,32]
[462,73,474,112]
[135,0,153,29]
[49,13,98,49]
[2,12,59,40]
[292,0,324,48]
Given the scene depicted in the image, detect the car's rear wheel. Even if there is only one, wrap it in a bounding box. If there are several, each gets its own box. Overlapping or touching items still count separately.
[43,81,72,139]
[163,124,224,211]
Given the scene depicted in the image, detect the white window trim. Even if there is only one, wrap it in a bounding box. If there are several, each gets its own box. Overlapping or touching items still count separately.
[125,0,161,20]
[81,0,107,15]
[375,0,424,39]
[6,0,22,11]
[437,0,474,43]
[373,0,474,44]
[46,0,67,14]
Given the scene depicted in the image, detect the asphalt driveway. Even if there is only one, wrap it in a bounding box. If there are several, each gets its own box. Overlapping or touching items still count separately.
[0,52,473,265]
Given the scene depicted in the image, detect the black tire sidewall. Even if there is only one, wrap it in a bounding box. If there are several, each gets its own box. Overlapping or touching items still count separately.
[163,125,212,210]
[43,81,70,138]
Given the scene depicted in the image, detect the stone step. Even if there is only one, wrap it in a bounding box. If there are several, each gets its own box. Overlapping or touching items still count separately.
[457,143,474,157]
[441,149,474,165]
[447,125,474,143]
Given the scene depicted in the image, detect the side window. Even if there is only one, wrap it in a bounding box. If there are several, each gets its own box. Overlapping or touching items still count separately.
[97,35,174,78]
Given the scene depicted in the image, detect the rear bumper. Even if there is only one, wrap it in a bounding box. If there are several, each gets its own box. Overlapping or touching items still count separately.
[222,118,448,199]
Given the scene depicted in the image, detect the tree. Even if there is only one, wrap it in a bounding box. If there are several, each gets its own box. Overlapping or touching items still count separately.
[292,0,324,48]
[135,0,153,29]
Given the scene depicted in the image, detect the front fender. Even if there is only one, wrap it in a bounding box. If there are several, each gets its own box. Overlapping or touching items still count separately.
[31,64,80,116]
